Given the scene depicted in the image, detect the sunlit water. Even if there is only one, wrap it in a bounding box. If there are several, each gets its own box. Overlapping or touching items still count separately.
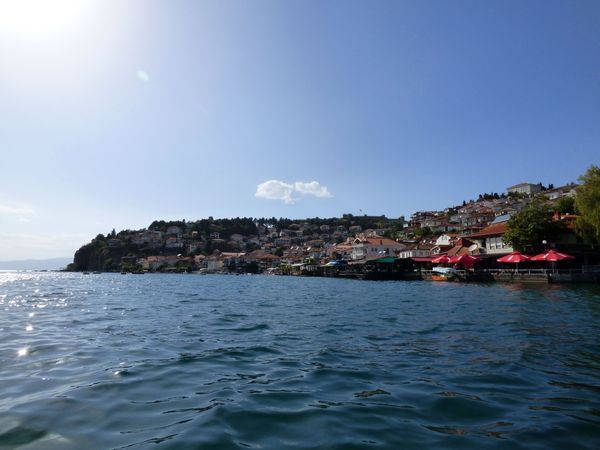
[1,272,600,449]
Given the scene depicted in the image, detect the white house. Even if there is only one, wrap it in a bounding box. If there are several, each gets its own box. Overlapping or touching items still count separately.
[435,234,459,247]
[398,243,433,259]
[351,237,405,260]
[506,183,542,196]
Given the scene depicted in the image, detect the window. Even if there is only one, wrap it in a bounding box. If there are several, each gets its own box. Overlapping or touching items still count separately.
[487,236,506,250]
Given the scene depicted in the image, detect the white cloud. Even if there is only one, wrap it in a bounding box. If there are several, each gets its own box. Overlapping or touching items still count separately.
[294,181,332,198]
[255,180,332,204]
[255,180,296,204]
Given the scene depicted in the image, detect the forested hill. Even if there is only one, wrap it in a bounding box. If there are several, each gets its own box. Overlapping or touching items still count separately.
[69,215,403,271]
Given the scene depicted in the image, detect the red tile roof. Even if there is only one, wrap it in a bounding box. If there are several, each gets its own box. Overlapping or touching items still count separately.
[446,246,472,257]
[356,237,400,246]
[466,222,508,238]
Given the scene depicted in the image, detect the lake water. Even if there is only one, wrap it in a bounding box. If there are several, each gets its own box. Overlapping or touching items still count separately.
[1,272,600,449]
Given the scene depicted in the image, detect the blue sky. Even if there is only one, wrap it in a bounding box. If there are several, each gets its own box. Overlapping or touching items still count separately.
[0,0,599,260]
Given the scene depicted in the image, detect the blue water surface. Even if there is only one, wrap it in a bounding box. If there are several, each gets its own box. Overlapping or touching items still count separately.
[1,272,600,449]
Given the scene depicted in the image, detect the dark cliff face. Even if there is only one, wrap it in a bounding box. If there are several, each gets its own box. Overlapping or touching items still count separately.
[72,241,124,271]
[72,243,94,271]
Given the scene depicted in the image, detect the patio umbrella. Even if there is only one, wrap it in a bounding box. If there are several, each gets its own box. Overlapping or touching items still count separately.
[530,250,575,271]
[448,254,479,268]
[530,250,575,261]
[497,252,531,271]
[431,255,451,264]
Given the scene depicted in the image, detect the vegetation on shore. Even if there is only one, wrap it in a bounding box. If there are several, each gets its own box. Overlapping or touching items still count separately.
[503,198,566,251]
[575,165,600,244]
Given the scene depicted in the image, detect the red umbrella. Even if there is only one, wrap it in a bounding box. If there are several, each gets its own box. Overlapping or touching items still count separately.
[530,250,574,261]
[531,250,575,272]
[448,254,479,267]
[497,252,531,263]
[431,255,451,264]
[497,252,531,271]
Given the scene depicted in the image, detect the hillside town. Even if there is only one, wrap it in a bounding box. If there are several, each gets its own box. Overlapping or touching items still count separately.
[71,180,597,281]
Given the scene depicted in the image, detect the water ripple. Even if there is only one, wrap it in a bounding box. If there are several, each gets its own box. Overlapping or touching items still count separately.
[1,273,600,449]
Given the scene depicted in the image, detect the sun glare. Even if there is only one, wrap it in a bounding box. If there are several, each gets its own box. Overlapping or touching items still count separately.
[0,0,87,37]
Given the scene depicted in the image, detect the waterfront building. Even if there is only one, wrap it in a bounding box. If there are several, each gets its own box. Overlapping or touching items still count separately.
[351,237,405,260]
[466,220,513,255]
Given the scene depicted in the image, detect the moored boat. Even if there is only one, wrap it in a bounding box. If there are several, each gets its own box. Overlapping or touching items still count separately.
[431,267,460,281]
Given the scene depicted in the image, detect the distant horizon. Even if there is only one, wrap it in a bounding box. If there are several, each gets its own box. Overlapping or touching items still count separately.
[0,256,72,270]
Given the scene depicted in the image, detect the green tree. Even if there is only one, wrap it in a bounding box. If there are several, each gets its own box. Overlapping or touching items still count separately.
[575,165,600,244]
[413,226,432,238]
[556,196,575,214]
[504,198,565,251]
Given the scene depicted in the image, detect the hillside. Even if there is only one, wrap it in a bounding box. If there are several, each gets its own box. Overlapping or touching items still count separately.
[68,215,401,272]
